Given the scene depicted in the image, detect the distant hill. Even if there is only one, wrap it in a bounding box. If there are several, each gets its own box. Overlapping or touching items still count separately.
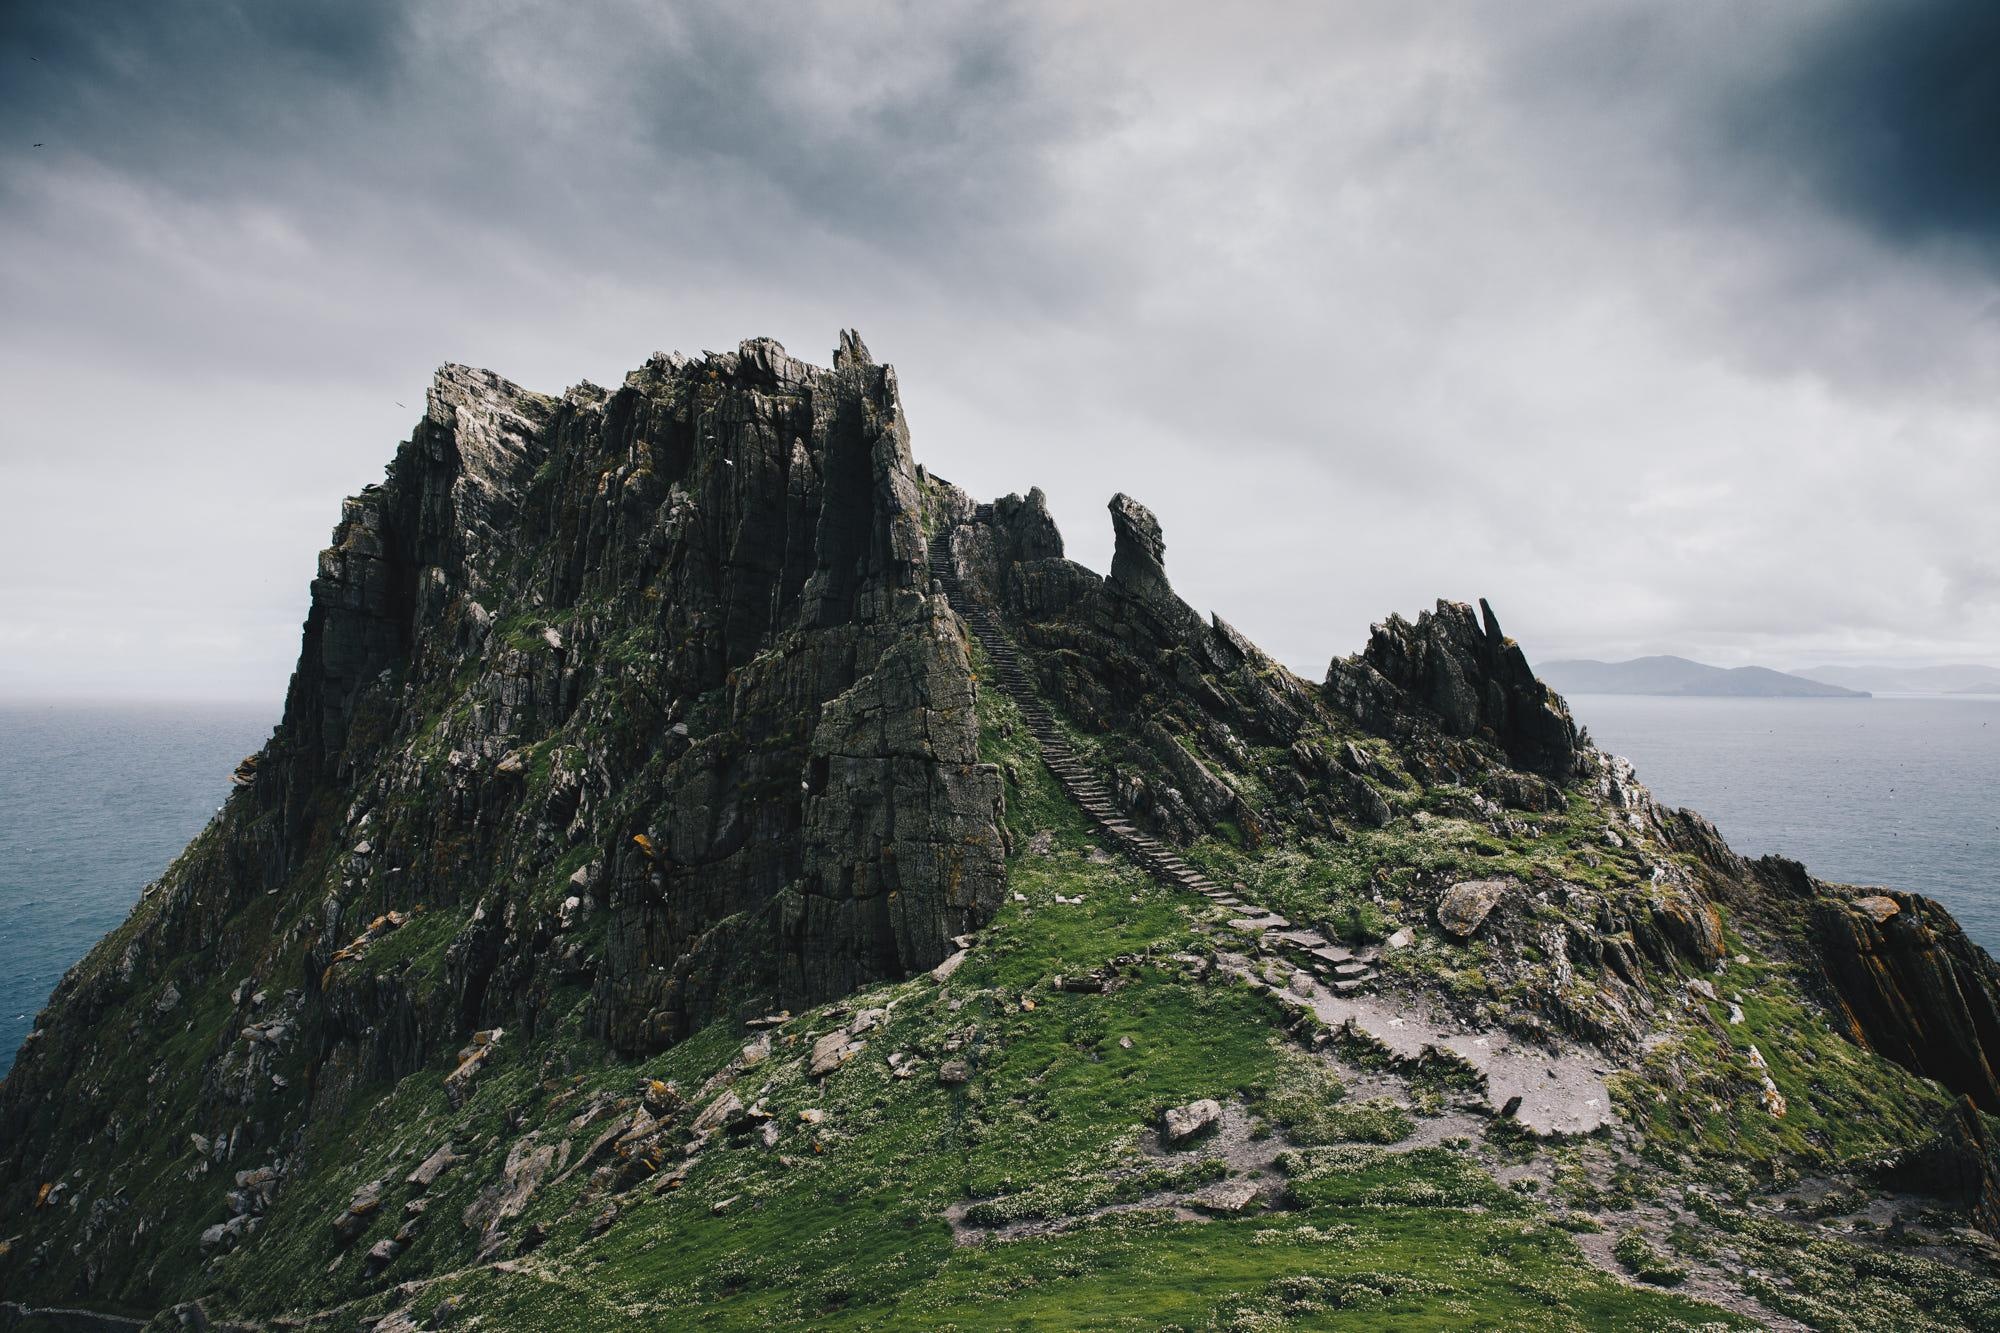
[1536,655,1869,697]
[1795,663,2000,696]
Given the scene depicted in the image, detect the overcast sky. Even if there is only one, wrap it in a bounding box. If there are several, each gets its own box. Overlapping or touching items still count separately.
[3,1,1997,702]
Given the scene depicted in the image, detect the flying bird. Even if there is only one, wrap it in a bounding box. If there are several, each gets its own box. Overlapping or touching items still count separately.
[395,401,406,408]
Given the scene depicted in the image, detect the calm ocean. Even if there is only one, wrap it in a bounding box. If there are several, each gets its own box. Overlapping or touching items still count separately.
[1,694,1995,1077]
[1572,694,2000,957]
[0,701,272,1077]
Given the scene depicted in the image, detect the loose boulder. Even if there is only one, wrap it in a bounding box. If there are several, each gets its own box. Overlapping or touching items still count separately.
[1437,879,1512,938]
[1162,1098,1223,1144]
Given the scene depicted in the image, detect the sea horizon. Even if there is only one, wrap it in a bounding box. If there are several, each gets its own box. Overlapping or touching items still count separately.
[6,689,1996,1080]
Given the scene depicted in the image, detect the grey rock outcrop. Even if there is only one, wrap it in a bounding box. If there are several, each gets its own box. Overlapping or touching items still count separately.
[1784,868,2000,1113]
[1161,1098,1223,1143]
[1437,879,1512,937]
[1327,598,1581,781]
[0,334,1008,1308]
[1107,493,1170,599]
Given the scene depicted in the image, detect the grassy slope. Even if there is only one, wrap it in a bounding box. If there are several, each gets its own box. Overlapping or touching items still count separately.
[188,672,1749,1331]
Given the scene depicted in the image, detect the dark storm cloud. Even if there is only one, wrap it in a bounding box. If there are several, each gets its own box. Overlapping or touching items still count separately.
[623,7,1064,247]
[0,0,1101,396]
[2,2,1071,261]
[1729,0,2000,258]
[2,2,1998,699]
[1,0,409,181]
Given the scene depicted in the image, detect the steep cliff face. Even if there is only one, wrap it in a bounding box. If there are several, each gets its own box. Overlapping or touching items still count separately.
[0,335,1005,1306]
[285,334,1009,1052]
[1772,867,2000,1114]
[6,336,2000,1328]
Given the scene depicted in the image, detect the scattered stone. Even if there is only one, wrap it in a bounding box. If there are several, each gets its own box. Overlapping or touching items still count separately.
[617,1107,664,1151]
[332,1180,383,1244]
[931,949,970,983]
[1437,878,1511,937]
[462,1136,561,1251]
[199,1215,259,1254]
[154,981,183,1015]
[363,1237,401,1275]
[445,1028,503,1106]
[1386,928,1414,950]
[1855,895,1901,924]
[810,1031,864,1078]
[1287,972,1315,998]
[1687,979,1718,1002]
[406,1142,461,1191]
[643,1079,682,1115]
[691,1091,744,1137]
[1190,1178,1260,1214]
[937,1060,970,1086]
[1162,1098,1223,1144]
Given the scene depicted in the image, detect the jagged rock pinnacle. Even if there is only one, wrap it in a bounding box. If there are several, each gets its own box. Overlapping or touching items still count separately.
[834,328,873,370]
[1107,492,1170,597]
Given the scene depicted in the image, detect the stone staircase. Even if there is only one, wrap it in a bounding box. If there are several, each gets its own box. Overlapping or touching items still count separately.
[926,522,1378,991]
[921,519,1625,1135]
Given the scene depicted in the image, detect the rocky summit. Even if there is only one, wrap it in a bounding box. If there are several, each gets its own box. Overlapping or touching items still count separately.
[5,336,2000,1331]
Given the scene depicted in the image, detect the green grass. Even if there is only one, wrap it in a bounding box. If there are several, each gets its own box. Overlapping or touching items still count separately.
[26,575,1990,1333]
[167,658,1769,1331]
[1616,948,1949,1175]
[1613,1228,1687,1286]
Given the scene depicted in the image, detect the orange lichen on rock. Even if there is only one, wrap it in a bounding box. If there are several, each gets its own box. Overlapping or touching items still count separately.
[327,908,415,971]
[1854,895,1901,924]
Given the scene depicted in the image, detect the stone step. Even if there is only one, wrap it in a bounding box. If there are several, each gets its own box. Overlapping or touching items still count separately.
[935,529,1299,925]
